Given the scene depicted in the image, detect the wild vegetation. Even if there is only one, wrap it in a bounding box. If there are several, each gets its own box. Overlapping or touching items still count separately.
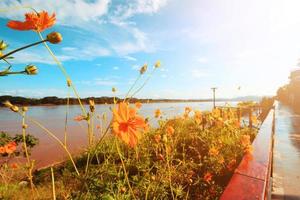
[0,7,265,200]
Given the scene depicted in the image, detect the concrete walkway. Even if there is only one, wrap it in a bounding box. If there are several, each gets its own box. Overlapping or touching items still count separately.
[272,102,300,200]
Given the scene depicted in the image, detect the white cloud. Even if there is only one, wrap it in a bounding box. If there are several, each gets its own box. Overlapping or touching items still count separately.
[113,66,119,70]
[190,69,209,79]
[111,26,155,55]
[160,68,168,72]
[0,0,169,57]
[0,0,111,28]
[114,0,169,20]
[62,44,111,60]
[131,64,141,70]
[10,50,55,65]
[196,57,208,63]
[77,78,118,86]
[123,55,137,61]
[5,43,111,65]
[109,0,169,55]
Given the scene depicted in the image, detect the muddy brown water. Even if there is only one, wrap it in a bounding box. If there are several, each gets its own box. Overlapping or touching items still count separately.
[0,102,238,168]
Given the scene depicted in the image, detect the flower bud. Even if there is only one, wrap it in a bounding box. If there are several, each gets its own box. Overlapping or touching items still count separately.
[22,124,28,129]
[154,60,161,68]
[89,99,95,112]
[139,64,148,75]
[0,40,8,51]
[3,100,13,108]
[22,107,28,112]
[151,175,156,181]
[11,105,19,112]
[120,187,126,193]
[47,32,63,44]
[67,78,72,87]
[112,87,117,93]
[25,65,38,75]
[162,135,168,143]
[2,101,19,113]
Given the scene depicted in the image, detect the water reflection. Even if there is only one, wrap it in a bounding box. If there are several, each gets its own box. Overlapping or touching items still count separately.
[273,102,300,197]
[289,108,300,153]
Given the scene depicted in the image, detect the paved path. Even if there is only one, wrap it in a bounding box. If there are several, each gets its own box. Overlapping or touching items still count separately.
[272,102,300,200]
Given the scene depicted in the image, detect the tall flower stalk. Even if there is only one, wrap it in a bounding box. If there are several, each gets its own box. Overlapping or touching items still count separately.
[21,107,35,194]
[115,140,137,200]
[37,32,87,117]
[51,166,56,200]
[130,61,161,99]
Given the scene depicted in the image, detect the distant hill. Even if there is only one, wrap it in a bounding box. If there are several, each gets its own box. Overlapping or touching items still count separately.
[0,95,268,107]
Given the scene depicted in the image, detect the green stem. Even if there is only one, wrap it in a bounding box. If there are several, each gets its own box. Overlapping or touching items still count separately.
[37,32,87,117]
[115,140,137,200]
[0,71,26,76]
[2,58,11,66]
[0,40,47,60]
[51,167,56,200]
[85,112,94,174]
[166,145,175,200]
[24,114,80,176]
[64,88,70,146]
[123,74,142,102]
[21,111,34,194]
[130,68,156,98]
[85,120,112,176]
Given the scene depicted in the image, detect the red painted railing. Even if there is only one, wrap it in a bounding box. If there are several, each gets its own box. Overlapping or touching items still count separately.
[220,108,275,200]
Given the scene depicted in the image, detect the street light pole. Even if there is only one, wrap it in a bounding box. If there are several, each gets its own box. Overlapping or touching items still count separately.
[211,87,217,109]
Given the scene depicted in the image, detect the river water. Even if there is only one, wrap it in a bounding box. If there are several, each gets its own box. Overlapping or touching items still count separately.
[0,101,235,168]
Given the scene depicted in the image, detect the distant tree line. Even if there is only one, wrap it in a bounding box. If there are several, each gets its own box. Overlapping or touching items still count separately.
[277,82,300,113]
[0,95,220,106]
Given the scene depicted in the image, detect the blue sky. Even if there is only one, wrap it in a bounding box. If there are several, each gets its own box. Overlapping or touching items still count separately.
[1,0,300,99]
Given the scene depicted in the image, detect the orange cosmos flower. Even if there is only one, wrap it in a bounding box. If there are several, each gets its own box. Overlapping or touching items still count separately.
[185,107,192,113]
[212,108,221,118]
[0,146,5,154]
[235,119,241,128]
[209,147,219,156]
[74,115,85,122]
[112,102,146,148]
[5,142,17,154]
[227,159,237,171]
[204,172,213,183]
[194,110,202,124]
[154,109,161,118]
[244,144,254,154]
[252,115,258,125]
[154,134,161,143]
[183,113,189,119]
[11,163,19,169]
[135,102,142,109]
[240,135,251,147]
[7,11,56,32]
[214,117,224,127]
[166,126,175,136]
[218,156,225,164]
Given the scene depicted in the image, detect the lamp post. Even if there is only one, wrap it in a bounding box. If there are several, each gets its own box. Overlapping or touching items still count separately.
[211,87,217,109]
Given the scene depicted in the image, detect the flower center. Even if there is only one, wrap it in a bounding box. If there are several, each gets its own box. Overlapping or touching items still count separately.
[119,122,130,132]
